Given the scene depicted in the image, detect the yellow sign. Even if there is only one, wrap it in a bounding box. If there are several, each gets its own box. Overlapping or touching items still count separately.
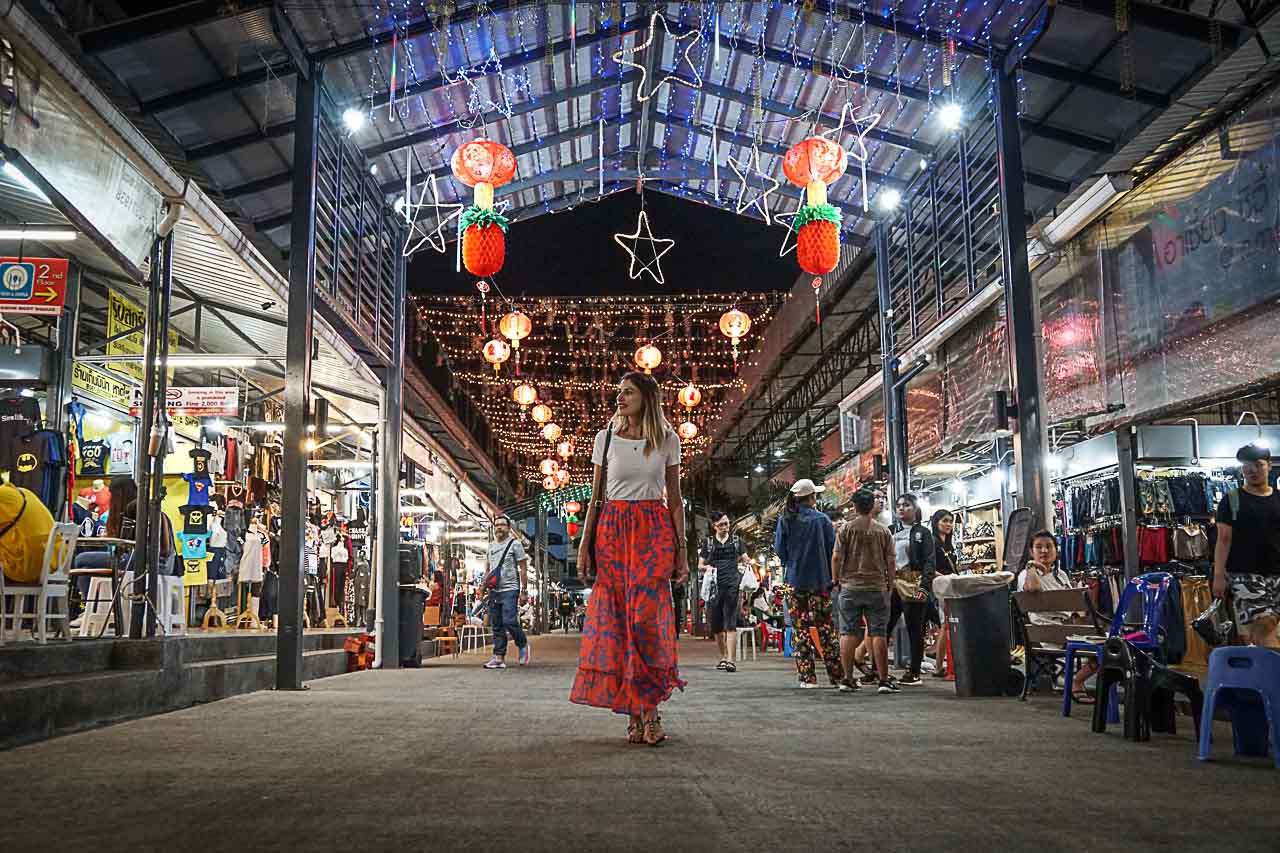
[71,361,134,411]
[106,289,178,381]
[183,558,208,587]
[171,415,201,440]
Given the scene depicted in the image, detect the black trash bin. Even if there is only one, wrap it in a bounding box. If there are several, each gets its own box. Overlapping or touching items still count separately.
[942,579,1012,697]
[398,586,428,667]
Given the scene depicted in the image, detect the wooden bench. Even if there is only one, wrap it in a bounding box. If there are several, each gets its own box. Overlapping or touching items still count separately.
[1012,587,1103,702]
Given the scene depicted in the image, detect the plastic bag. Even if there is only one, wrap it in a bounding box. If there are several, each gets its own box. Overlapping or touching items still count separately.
[1192,598,1237,648]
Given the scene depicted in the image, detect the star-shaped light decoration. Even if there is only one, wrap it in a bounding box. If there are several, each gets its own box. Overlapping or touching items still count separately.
[613,208,676,284]
[612,11,704,103]
[774,196,805,258]
[400,173,463,257]
[726,144,781,225]
[821,101,882,212]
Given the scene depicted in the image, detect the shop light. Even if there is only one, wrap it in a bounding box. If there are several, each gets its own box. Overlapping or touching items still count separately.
[937,102,964,131]
[753,463,765,473]
[303,438,318,453]
[18,387,35,398]
[206,419,225,432]
[914,462,972,475]
[250,423,286,433]
[1045,454,1064,471]
[990,468,1006,484]
[308,459,373,469]
[0,227,76,241]
[342,108,366,133]
[1042,175,1131,246]
[393,196,407,216]
[877,189,902,212]
[87,412,116,429]
[773,448,784,459]
[163,355,258,367]
[3,162,49,202]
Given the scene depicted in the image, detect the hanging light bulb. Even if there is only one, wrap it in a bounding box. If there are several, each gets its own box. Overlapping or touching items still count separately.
[531,403,553,425]
[482,338,510,373]
[556,440,573,460]
[542,422,563,443]
[539,458,560,477]
[634,343,663,374]
[677,421,699,440]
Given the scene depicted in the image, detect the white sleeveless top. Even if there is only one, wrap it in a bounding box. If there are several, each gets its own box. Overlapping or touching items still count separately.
[591,428,681,502]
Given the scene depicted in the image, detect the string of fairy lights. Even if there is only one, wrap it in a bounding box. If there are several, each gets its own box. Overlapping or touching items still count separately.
[413,291,783,490]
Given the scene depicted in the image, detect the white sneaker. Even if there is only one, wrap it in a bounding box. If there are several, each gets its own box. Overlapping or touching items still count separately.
[798,680,818,689]
[483,656,506,669]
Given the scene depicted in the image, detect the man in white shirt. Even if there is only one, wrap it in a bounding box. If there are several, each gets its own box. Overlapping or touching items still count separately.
[484,516,531,669]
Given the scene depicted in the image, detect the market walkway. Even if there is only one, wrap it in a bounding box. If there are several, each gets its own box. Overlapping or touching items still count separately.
[5,635,1278,851]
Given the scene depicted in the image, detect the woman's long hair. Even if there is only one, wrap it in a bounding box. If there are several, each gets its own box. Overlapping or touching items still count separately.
[105,477,137,539]
[930,509,954,548]
[611,371,670,456]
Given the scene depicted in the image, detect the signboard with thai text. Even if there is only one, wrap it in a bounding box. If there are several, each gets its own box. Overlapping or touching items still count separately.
[130,386,238,417]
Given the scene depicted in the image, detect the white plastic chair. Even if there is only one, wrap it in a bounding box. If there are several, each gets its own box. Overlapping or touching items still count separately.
[3,523,78,644]
[158,575,186,636]
[735,626,758,662]
[79,575,116,638]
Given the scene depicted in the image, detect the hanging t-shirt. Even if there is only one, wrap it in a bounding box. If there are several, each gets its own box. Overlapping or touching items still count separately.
[179,503,210,535]
[79,440,108,477]
[223,481,247,508]
[183,473,212,506]
[208,514,227,549]
[180,534,208,560]
[190,447,212,478]
[8,431,50,495]
[0,395,41,471]
[107,433,134,475]
[590,428,681,502]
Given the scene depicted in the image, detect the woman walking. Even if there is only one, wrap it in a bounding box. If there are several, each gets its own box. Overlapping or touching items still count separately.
[572,372,689,747]
[887,494,935,686]
[774,479,848,690]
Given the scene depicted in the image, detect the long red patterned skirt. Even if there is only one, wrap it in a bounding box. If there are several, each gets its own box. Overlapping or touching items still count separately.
[570,500,686,715]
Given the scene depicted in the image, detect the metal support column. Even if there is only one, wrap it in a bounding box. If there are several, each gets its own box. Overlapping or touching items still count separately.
[992,61,1050,527]
[535,506,548,635]
[376,236,407,668]
[874,226,903,502]
[131,232,174,638]
[1115,427,1141,579]
[277,61,321,689]
[48,262,81,439]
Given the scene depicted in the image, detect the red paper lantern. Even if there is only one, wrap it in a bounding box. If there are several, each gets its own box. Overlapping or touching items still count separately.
[451,140,517,192]
[782,136,848,192]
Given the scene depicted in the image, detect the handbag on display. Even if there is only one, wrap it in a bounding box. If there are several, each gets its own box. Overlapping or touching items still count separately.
[1192,597,1237,648]
[581,428,613,581]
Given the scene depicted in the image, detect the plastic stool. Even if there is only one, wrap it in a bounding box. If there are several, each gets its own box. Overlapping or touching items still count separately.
[79,576,115,638]
[1198,646,1280,768]
[158,575,186,635]
[735,627,758,662]
[783,627,794,658]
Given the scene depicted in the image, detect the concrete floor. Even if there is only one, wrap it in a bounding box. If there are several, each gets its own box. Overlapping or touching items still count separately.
[4,634,1278,852]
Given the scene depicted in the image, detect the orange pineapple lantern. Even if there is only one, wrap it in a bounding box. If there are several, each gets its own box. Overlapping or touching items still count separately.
[782,136,847,276]
[453,139,516,277]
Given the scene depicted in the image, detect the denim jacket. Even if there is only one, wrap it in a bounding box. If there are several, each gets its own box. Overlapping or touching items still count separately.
[774,506,836,593]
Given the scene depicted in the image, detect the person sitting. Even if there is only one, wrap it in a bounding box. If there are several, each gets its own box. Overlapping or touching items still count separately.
[1017,530,1097,704]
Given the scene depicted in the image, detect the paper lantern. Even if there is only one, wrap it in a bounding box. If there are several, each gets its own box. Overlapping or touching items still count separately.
[539,458,560,477]
[542,422,563,442]
[531,403,553,425]
[677,421,699,440]
[564,500,582,515]
[677,383,702,411]
[782,136,848,202]
[554,468,571,487]
[634,343,662,374]
[482,338,510,372]
[719,309,752,363]
[542,475,558,491]
[451,139,517,206]
[499,310,532,350]
[512,383,537,410]
[556,440,573,460]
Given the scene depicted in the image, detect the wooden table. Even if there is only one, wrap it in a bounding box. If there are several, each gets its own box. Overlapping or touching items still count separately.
[73,538,134,637]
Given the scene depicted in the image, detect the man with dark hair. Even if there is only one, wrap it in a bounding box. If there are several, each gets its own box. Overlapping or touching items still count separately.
[832,489,896,693]
[1214,443,1280,648]
[483,515,531,669]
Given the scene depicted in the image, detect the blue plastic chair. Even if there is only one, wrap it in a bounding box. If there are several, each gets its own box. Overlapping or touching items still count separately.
[1063,572,1173,720]
[1198,646,1280,768]
[782,627,794,658]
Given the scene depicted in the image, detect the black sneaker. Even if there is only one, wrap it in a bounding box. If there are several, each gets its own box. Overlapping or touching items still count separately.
[838,679,860,693]
[858,672,879,686]
[877,679,902,694]
[899,673,923,686]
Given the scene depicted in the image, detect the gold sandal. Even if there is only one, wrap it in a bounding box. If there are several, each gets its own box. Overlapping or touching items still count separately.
[626,716,645,744]
[643,717,667,747]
